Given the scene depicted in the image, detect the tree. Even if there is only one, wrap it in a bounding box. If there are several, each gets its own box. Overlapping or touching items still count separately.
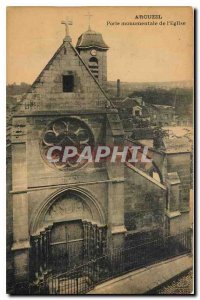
[153,125,169,149]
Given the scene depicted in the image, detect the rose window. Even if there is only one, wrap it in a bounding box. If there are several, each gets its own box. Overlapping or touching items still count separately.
[41,117,94,170]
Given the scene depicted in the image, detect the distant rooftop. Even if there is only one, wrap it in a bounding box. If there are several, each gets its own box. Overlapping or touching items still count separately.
[152,104,175,109]
[163,126,193,153]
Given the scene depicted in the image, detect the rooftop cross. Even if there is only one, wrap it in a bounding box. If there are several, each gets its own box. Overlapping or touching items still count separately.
[84,12,93,30]
[61,18,73,37]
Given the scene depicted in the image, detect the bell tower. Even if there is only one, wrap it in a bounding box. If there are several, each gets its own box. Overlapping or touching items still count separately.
[76,23,109,90]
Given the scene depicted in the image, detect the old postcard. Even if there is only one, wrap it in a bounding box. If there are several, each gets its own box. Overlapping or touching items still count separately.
[6,6,194,295]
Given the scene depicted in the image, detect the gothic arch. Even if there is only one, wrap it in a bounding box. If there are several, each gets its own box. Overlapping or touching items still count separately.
[30,186,106,235]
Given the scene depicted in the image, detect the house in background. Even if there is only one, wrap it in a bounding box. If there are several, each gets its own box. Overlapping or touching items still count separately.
[147,104,175,126]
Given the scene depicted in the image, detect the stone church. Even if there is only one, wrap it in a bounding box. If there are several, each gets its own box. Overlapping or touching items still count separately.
[7,23,192,293]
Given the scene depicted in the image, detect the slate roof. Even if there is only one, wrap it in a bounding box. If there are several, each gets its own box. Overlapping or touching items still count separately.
[116,97,143,108]
[76,29,109,49]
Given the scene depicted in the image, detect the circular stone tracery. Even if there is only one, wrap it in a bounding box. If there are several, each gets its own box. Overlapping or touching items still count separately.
[41,117,94,171]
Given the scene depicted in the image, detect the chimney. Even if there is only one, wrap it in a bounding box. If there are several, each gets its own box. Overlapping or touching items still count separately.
[117,79,121,98]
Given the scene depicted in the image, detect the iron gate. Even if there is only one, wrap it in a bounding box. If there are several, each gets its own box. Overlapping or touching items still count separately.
[30,220,107,283]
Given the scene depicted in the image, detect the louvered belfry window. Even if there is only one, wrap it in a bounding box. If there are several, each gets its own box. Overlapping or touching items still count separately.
[88,57,99,79]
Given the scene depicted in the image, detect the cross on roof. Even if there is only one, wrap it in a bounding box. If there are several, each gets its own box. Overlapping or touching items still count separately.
[61,18,73,37]
[84,12,93,30]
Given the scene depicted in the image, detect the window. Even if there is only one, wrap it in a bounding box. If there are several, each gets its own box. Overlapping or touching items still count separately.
[63,75,74,92]
[89,57,98,65]
[88,57,99,79]
[135,110,140,117]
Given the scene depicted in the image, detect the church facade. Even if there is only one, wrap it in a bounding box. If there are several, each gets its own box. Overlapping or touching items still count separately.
[7,24,192,293]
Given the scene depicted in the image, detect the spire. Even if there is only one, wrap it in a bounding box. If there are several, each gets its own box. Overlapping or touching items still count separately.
[84,12,93,31]
[61,18,73,42]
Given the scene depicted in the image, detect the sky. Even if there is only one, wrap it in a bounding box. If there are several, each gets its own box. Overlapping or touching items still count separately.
[7,6,193,84]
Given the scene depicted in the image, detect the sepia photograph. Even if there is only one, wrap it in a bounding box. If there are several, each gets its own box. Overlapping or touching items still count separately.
[6,6,194,295]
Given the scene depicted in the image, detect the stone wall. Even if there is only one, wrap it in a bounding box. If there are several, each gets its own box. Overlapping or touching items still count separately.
[124,165,166,234]
[17,41,109,114]
[26,114,107,188]
[166,153,191,211]
[135,143,191,213]
[28,182,109,234]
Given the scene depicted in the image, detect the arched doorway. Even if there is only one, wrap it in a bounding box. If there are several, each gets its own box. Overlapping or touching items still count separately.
[29,188,107,280]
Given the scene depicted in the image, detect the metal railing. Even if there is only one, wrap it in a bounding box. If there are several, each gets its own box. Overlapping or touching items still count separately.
[29,229,192,295]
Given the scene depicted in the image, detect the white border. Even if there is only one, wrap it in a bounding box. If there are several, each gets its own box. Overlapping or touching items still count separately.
[3,0,200,6]
[1,0,198,298]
